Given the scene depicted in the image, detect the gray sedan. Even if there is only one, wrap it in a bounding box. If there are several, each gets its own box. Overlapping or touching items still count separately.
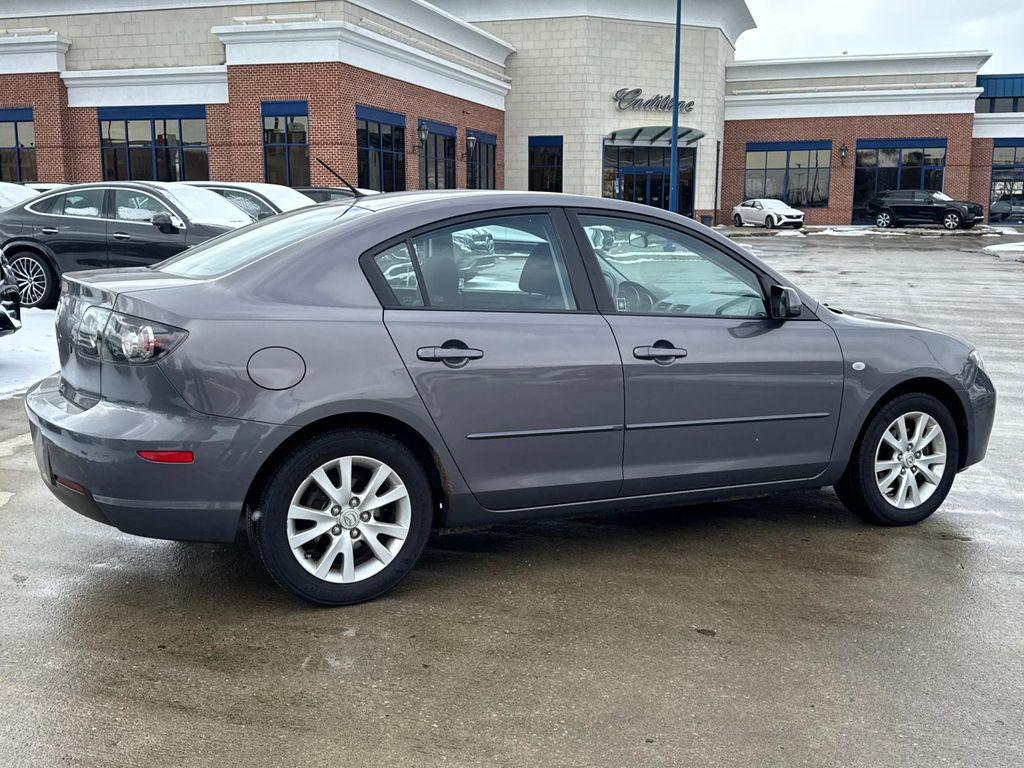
[25,191,996,605]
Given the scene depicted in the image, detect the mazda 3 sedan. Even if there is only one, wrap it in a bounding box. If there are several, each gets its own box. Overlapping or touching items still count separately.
[25,191,995,605]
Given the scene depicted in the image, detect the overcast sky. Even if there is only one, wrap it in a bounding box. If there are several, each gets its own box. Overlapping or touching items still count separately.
[735,0,1024,73]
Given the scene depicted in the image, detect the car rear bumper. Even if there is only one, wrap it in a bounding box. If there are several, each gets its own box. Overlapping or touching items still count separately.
[0,282,20,337]
[25,374,293,543]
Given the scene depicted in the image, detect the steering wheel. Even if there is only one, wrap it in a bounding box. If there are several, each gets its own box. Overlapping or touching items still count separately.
[615,281,657,313]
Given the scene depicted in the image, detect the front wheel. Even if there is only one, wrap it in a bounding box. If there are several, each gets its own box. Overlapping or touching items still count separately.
[942,211,962,230]
[764,216,775,229]
[835,393,959,525]
[248,429,434,605]
[732,214,743,227]
[8,251,57,308]
[875,211,893,228]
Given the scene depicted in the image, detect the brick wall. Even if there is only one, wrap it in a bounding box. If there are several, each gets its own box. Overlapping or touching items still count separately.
[721,114,978,225]
[0,72,72,182]
[969,138,995,218]
[224,62,505,189]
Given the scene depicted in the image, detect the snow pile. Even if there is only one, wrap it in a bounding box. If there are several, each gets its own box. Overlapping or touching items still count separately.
[809,228,869,237]
[0,309,59,399]
[983,241,1024,257]
[775,230,806,238]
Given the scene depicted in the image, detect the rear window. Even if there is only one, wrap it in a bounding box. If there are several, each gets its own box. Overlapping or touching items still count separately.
[156,204,371,278]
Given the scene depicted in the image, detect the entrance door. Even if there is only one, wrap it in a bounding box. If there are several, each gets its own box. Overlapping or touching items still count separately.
[371,210,624,511]
[605,144,696,217]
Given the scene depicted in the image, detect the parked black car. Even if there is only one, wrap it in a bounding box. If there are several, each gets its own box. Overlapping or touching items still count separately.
[187,182,315,220]
[0,181,252,308]
[989,194,1024,225]
[0,250,21,337]
[866,190,985,230]
[295,186,378,203]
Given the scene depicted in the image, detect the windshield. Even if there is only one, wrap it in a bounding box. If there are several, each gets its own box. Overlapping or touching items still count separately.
[931,192,953,202]
[762,200,788,210]
[156,204,371,278]
[0,184,38,207]
[161,184,254,227]
[258,185,317,211]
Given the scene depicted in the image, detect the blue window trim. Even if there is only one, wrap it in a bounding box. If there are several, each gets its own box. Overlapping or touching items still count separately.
[744,140,832,208]
[419,119,455,138]
[0,107,33,122]
[857,137,947,150]
[262,102,309,186]
[529,135,562,148]
[98,108,209,182]
[468,130,496,145]
[746,140,830,152]
[98,104,205,121]
[356,105,405,127]
[977,75,1024,99]
[356,111,406,192]
[0,108,35,183]
[994,138,1024,148]
[260,100,308,118]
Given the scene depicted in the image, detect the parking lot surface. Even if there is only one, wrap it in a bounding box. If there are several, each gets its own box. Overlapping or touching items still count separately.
[1,232,1022,767]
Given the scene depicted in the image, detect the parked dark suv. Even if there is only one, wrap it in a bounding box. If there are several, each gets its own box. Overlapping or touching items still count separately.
[0,181,252,308]
[866,190,984,230]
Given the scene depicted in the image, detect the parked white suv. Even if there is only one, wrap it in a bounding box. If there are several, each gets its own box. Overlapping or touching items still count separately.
[732,199,805,229]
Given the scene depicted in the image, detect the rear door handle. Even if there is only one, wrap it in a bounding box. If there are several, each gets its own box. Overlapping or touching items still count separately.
[40,227,58,235]
[112,232,132,240]
[417,346,484,362]
[633,343,688,363]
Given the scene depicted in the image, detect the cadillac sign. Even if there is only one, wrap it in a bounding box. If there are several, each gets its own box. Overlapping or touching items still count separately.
[613,88,695,113]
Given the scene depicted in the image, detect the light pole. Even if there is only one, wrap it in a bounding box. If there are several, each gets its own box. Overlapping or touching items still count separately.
[668,0,683,215]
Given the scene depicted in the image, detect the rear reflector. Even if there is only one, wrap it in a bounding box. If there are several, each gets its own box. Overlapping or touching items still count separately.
[55,476,86,494]
[137,450,194,464]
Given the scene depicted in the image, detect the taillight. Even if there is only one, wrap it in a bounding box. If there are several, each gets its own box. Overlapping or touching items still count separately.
[73,308,186,364]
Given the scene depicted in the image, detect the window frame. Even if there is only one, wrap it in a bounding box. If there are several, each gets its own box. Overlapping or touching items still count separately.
[356,105,407,193]
[98,107,209,182]
[528,136,563,193]
[0,109,36,183]
[466,130,497,190]
[262,101,310,188]
[565,208,813,321]
[743,142,832,208]
[360,207,598,314]
[418,120,456,190]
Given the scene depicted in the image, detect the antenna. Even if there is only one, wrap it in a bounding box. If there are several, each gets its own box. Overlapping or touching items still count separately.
[315,158,364,197]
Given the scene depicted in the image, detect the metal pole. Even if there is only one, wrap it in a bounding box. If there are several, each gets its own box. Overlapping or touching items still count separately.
[668,0,682,215]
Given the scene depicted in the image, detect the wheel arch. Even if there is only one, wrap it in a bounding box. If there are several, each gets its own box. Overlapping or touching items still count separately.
[849,376,970,472]
[242,411,452,531]
[3,238,57,269]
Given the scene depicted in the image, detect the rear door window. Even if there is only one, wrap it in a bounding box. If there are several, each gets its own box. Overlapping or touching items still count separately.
[54,189,105,218]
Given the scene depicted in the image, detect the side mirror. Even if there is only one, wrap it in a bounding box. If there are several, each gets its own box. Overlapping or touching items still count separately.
[150,212,182,233]
[628,232,649,248]
[770,284,803,319]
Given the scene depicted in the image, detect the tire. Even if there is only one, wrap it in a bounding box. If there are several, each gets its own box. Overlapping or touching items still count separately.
[248,429,434,605]
[764,216,775,229]
[732,214,743,227]
[942,211,962,230]
[875,211,894,229]
[8,250,58,309]
[835,393,959,526]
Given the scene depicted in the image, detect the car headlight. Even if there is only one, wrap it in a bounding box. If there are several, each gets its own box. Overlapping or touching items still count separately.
[969,349,986,372]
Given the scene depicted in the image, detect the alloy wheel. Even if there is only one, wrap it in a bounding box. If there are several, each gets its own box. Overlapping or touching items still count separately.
[9,255,48,307]
[286,455,412,583]
[874,411,947,509]
[876,212,892,228]
[943,213,960,230]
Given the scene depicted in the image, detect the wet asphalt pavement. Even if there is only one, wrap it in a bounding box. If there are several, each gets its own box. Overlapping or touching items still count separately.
[1,232,1022,767]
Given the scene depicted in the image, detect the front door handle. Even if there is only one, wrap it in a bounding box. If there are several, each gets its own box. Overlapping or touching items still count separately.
[112,232,132,240]
[40,227,58,235]
[417,346,484,363]
[634,342,688,364]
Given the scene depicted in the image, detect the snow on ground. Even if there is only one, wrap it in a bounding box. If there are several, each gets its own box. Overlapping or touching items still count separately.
[809,227,870,237]
[0,309,58,399]
[983,241,1024,257]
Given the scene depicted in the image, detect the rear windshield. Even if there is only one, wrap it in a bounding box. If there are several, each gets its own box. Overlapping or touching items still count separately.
[155,204,371,278]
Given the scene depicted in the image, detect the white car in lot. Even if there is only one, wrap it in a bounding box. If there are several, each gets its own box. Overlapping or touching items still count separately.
[732,199,805,229]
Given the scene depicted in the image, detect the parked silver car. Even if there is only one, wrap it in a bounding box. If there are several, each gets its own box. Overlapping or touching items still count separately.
[25,191,995,605]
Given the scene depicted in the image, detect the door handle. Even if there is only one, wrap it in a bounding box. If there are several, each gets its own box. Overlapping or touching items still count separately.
[112,232,132,240]
[40,227,58,235]
[634,343,688,363]
[417,346,484,362]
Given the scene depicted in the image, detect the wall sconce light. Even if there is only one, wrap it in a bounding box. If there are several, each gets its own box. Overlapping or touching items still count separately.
[417,123,429,146]
[462,133,478,160]
[839,143,849,164]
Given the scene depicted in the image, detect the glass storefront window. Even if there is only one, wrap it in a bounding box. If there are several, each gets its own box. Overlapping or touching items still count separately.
[262,101,310,187]
[743,143,831,207]
[852,139,947,223]
[356,107,406,193]
[528,136,562,193]
[466,131,496,190]
[0,111,36,183]
[990,142,1024,225]
[100,108,208,182]
[419,122,455,190]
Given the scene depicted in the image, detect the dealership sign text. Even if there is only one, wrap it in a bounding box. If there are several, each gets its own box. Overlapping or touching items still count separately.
[613,88,695,113]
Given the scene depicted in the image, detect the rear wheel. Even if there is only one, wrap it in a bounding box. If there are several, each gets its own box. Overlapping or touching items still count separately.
[942,211,962,230]
[732,214,743,227]
[8,251,57,308]
[835,393,959,525]
[248,429,433,605]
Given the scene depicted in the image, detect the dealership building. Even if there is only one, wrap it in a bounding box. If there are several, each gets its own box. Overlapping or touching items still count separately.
[0,0,1022,226]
